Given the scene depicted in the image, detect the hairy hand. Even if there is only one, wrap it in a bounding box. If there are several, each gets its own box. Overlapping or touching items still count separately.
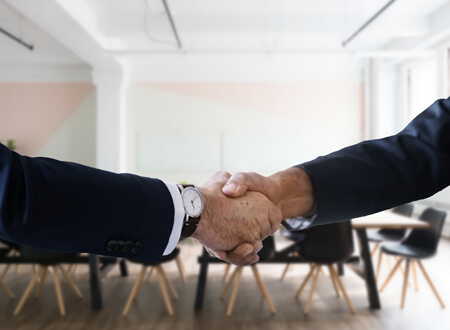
[192,172,282,255]
[213,168,315,265]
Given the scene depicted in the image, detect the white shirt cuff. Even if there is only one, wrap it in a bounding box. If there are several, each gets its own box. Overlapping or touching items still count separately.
[162,182,185,255]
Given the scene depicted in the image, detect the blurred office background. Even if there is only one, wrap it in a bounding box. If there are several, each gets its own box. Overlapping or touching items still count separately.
[0,0,450,328]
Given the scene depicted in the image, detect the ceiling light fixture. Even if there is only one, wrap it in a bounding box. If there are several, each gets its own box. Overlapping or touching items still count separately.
[342,0,397,47]
[0,26,33,51]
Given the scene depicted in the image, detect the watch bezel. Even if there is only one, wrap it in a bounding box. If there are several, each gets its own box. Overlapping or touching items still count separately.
[181,186,204,218]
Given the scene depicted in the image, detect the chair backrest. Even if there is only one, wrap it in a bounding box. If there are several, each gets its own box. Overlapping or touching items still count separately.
[257,236,277,261]
[299,220,354,263]
[392,203,414,217]
[402,207,446,254]
[378,203,414,237]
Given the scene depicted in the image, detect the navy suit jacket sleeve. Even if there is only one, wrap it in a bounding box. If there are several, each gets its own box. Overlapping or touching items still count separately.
[0,146,175,262]
[300,97,450,226]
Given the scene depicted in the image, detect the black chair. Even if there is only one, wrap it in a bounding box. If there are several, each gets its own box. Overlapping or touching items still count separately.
[368,204,414,282]
[13,246,82,316]
[379,207,446,308]
[369,204,414,255]
[296,220,356,315]
[0,238,22,281]
[122,247,181,316]
[221,235,308,316]
[0,239,15,299]
[279,229,308,280]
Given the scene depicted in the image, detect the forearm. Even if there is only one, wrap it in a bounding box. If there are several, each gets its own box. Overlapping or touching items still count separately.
[0,144,175,262]
[301,97,450,225]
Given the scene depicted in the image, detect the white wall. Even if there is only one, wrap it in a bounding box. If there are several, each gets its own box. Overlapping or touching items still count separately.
[125,81,363,184]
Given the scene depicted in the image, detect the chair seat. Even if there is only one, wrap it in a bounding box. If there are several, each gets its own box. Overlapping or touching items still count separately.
[367,230,405,243]
[381,243,435,259]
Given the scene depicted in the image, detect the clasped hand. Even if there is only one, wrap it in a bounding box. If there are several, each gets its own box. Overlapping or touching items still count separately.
[192,171,281,265]
[192,168,315,266]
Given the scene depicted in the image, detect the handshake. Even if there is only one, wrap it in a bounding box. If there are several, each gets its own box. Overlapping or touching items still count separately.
[190,167,315,266]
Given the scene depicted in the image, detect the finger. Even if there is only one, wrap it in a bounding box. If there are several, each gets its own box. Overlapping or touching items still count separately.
[222,172,270,198]
[220,241,263,266]
[202,171,232,187]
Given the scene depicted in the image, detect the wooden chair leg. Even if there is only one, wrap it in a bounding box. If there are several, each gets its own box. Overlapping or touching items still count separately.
[386,255,392,271]
[296,264,317,298]
[223,264,231,282]
[417,260,445,308]
[35,266,48,298]
[57,265,82,298]
[304,266,321,315]
[122,266,147,316]
[329,265,356,314]
[13,267,42,315]
[221,266,241,299]
[157,265,178,299]
[280,263,290,281]
[411,261,418,292]
[1,264,12,280]
[371,243,379,257]
[376,250,383,283]
[14,264,20,275]
[226,267,243,316]
[0,278,14,299]
[146,267,154,282]
[175,256,186,284]
[251,265,276,314]
[156,266,174,316]
[401,260,411,308]
[50,266,66,316]
[328,265,340,298]
[380,258,404,292]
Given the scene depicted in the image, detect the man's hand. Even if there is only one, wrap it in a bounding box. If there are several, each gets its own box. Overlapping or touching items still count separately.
[222,167,315,219]
[209,167,316,266]
[192,171,282,258]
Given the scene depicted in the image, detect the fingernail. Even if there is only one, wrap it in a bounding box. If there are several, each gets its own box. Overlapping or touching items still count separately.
[242,248,253,257]
[223,183,237,193]
[255,243,263,253]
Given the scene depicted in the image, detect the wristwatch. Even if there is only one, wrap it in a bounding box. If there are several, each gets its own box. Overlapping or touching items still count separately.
[177,184,204,238]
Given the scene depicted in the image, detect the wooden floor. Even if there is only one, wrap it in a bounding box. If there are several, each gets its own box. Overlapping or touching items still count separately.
[1,233,450,330]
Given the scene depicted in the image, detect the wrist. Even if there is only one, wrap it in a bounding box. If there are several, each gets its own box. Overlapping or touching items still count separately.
[190,186,211,241]
[269,167,315,219]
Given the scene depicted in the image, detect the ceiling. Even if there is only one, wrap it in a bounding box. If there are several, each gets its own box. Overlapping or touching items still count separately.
[82,0,450,52]
[1,0,450,72]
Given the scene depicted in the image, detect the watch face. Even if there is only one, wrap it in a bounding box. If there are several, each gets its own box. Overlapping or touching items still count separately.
[182,187,204,217]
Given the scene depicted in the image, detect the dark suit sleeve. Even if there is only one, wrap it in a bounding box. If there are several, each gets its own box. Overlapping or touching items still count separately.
[0,146,175,262]
[299,97,450,226]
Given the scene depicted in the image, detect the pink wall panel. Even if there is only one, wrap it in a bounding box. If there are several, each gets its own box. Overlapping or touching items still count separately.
[0,82,94,155]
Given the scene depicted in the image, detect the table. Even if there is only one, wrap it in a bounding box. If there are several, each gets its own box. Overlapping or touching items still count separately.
[350,211,429,309]
[193,211,429,311]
